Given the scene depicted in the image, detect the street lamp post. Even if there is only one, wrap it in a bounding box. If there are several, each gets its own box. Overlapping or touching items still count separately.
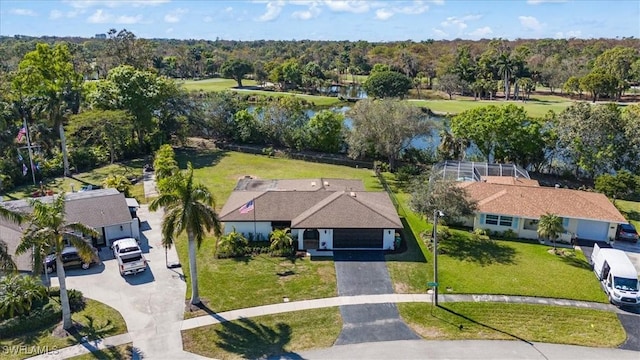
[433,210,444,306]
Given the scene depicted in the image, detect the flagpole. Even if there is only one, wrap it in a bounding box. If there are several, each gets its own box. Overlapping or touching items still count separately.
[253,198,257,240]
[23,117,36,185]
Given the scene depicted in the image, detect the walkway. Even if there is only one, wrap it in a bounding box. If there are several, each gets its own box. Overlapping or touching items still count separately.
[333,251,420,344]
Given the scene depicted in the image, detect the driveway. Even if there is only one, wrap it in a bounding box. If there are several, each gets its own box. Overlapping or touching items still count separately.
[576,240,640,351]
[48,205,204,359]
[333,251,420,345]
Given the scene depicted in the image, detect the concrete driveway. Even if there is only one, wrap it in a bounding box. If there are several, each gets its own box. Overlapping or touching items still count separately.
[48,205,204,359]
[333,251,420,345]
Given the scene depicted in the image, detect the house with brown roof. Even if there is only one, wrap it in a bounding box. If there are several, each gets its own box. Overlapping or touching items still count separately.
[219,178,402,250]
[460,179,627,242]
[0,188,139,272]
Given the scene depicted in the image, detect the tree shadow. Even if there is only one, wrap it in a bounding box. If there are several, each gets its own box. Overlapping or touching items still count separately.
[385,218,427,263]
[174,148,227,170]
[439,235,517,266]
[619,209,640,222]
[215,317,296,359]
[558,252,592,270]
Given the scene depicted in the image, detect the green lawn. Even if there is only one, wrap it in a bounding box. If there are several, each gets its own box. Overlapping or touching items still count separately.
[0,299,128,360]
[615,199,640,229]
[179,78,344,107]
[399,302,626,347]
[182,308,342,360]
[410,96,574,118]
[384,173,608,303]
[3,159,146,203]
[174,149,379,313]
[68,344,133,360]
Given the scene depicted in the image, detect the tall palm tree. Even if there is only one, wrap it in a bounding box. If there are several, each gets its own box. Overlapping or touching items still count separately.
[15,194,98,330]
[496,53,514,101]
[0,205,24,272]
[149,163,221,305]
[537,212,564,251]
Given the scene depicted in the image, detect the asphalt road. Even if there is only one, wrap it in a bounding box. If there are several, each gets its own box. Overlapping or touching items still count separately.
[333,251,420,345]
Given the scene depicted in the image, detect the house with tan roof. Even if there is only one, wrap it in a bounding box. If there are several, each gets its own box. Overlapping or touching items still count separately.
[460,180,626,242]
[0,188,139,272]
[219,178,402,250]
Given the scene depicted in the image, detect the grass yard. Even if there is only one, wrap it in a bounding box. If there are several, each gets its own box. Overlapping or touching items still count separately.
[399,302,626,347]
[174,149,379,312]
[615,199,640,229]
[182,308,342,360]
[0,299,128,360]
[383,173,608,303]
[179,79,344,107]
[3,159,146,203]
[409,96,574,118]
[68,343,133,360]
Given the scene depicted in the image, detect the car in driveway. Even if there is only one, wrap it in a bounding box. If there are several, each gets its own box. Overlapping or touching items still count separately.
[44,246,99,274]
[616,223,638,243]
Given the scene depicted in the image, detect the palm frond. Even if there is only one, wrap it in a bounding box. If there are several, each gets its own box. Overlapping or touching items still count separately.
[0,206,25,225]
[0,240,17,272]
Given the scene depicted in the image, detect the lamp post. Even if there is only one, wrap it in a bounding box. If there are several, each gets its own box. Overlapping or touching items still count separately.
[433,210,444,306]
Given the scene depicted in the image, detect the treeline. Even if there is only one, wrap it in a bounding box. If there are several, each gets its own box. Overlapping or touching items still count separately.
[1,31,639,100]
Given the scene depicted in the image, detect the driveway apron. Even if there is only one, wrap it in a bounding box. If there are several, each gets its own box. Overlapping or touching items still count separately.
[333,251,420,345]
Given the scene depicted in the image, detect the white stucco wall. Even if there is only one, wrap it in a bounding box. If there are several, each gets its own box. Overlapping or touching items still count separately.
[320,229,333,249]
[383,229,396,250]
[224,222,272,241]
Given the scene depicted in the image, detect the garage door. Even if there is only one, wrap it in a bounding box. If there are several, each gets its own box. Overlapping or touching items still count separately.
[576,220,609,241]
[333,229,383,249]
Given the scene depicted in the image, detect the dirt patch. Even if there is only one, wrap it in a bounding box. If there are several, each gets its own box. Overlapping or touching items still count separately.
[394,282,410,293]
[410,324,446,339]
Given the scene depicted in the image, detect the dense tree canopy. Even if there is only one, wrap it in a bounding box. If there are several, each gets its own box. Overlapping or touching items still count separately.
[362,71,412,99]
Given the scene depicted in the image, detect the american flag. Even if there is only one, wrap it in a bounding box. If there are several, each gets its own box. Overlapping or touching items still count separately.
[239,199,255,214]
[16,127,27,142]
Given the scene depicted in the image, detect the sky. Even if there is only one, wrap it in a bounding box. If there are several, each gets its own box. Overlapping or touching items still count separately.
[0,0,639,42]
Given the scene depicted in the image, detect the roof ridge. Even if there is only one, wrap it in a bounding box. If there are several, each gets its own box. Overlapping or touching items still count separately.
[348,191,403,227]
[291,191,345,225]
[570,190,621,220]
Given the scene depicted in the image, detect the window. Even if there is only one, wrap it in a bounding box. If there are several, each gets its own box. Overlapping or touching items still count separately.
[499,216,513,227]
[483,214,513,227]
[485,215,499,225]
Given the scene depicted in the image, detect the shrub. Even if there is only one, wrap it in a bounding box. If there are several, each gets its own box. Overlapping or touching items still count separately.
[502,229,517,239]
[216,230,249,258]
[48,287,86,312]
[471,228,491,242]
[0,300,61,338]
[0,275,47,320]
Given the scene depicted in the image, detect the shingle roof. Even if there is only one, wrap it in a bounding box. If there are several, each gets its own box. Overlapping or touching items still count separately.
[481,176,540,187]
[460,182,626,223]
[219,179,401,229]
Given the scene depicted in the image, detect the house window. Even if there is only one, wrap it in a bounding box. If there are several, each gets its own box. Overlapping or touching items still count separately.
[485,215,499,225]
[523,219,539,230]
[499,216,513,227]
[484,214,513,227]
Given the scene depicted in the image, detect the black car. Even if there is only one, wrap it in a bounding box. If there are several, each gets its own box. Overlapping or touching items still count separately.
[44,247,98,274]
[616,223,638,243]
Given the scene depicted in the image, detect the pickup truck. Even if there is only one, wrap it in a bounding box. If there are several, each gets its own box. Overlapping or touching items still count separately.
[112,238,147,276]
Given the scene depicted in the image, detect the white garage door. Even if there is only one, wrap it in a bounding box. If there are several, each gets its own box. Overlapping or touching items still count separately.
[576,220,609,241]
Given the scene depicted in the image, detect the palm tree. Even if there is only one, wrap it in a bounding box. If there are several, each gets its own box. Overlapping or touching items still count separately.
[0,274,47,318]
[496,53,514,101]
[149,163,221,305]
[15,194,98,330]
[269,228,294,254]
[0,205,24,272]
[537,213,564,251]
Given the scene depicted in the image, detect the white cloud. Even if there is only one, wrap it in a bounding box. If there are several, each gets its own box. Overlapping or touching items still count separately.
[64,0,169,8]
[164,8,188,23]
[203,15,213,22]
[392,1,429,15]
[116,14,143,24]
[10,8,37,16]
[87,9,110,23]
[257,1,284,22]
[555,30,582,38]
[324,0,370,14]
[469,26,493,37]
[519,15,543,31]
[527,0,567,4]
[50,10,63,19]
[441,14,481,30]
[375,8,393,20]
[432,28,448,37]
[292,3,321,19]
[166,27,174,34]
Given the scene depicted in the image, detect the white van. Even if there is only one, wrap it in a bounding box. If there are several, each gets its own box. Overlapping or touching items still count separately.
[591,243,640,306]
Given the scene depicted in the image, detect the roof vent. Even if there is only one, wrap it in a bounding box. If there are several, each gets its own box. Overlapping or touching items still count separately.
[350,191,356,197]
[324,181,329,186]
[555,184,560,189]
[311,181,316,187]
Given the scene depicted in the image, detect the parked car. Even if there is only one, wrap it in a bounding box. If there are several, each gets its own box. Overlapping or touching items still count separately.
[616,223,638,242]
[44,246,98,274]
